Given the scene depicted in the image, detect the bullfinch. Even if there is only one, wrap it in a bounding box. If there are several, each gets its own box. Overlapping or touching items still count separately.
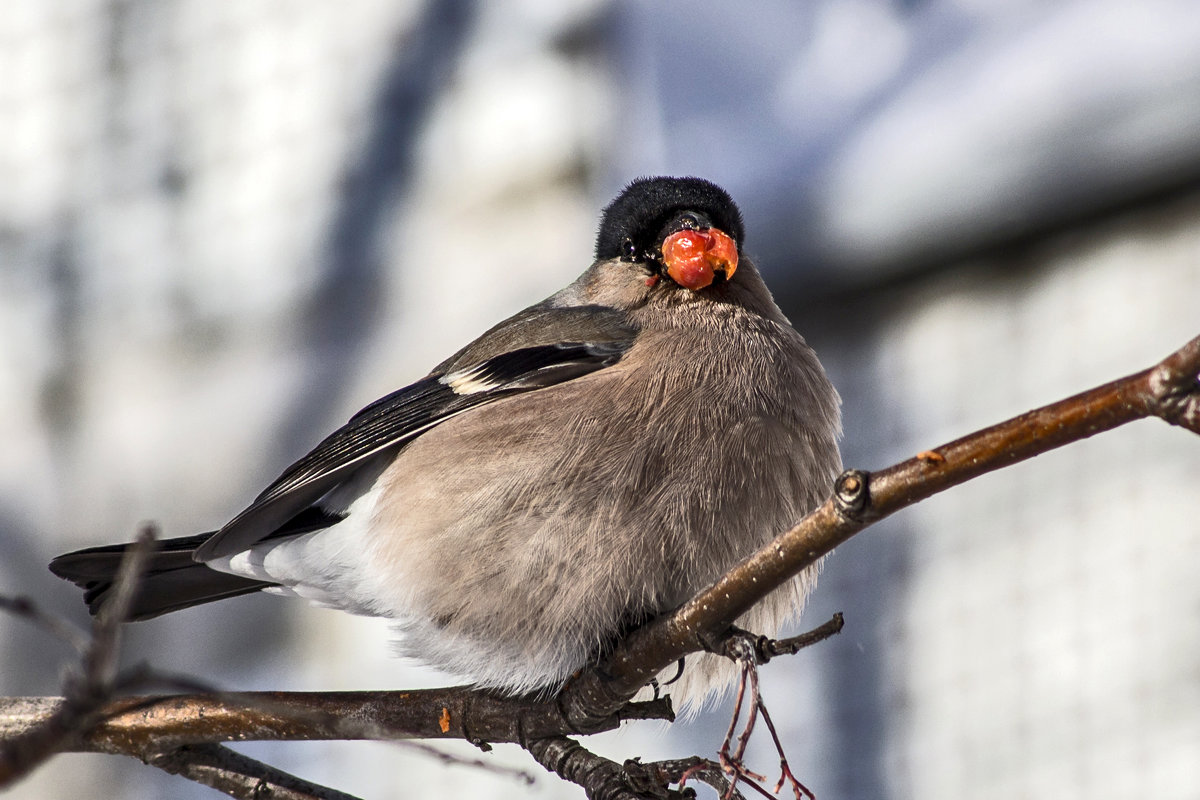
[50,176,842,710]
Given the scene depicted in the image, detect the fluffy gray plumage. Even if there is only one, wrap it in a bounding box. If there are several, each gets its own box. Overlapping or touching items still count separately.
[50,177,841,712]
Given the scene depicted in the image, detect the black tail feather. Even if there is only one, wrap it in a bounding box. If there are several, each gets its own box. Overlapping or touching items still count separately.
[49,533,274,621]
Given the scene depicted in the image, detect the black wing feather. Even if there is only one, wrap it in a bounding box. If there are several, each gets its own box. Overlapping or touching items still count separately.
[194,339,631,561]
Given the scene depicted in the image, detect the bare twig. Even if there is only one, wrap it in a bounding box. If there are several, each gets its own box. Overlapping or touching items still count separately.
[717,639,768,800]
[0,691,675,754]
[672,757,746,799]
[1,334,1196,799]
[525,737,645,800]
[145,743,364,800]
[79,525,157,694]
[0,529,388,800]
[396,740,537,786]
[0,596,91,654]
[525,737,711,800]
[759,613,844,661]
[709,629,814,800]
[755,699,813,800]
[562,335,1200,723]
[700,615,844,667]
[0,527,158,787]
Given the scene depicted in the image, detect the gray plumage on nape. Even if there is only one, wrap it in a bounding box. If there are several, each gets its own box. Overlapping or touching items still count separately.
[50,176,841,713]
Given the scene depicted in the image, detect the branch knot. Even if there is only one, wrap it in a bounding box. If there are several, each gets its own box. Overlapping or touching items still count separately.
[833,469,871,519]
[1144,334,1200,434]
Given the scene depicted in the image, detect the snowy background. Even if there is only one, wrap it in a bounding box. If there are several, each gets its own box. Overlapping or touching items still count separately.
[3,1,1199,798]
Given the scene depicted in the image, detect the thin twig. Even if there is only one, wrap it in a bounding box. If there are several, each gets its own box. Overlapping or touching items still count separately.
[755,699,812,800]
[79,525,157,694]
[729,663,761,777]
[759,614,844,661]
[0,530,387,800]
[717,640,771,800]
[0,528,158,788]
[396,740,536,786]
[145,743,365,800]
[564,334,1200,722]
[525,736,683,800]
[673,757,746,799]
[718,650,749,781]
[0,596,91,654]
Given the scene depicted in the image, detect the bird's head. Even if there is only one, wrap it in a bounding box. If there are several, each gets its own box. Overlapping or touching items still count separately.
[595,176,745,292]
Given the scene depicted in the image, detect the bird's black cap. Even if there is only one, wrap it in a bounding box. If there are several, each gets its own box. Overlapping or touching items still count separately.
[594,176,745,262]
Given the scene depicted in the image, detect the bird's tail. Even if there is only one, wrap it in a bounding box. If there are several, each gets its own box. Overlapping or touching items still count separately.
[49,533,273,622]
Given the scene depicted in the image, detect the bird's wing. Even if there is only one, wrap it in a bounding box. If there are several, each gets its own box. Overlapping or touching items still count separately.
[194,307,636,561]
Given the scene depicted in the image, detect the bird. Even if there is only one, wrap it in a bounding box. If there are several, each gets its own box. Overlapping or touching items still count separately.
[50,176,842,711]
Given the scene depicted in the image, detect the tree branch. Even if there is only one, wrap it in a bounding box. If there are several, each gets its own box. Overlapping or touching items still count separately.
[2,334,1196,798]
[0,691,674,753]
[560,334,1200,719]
[524,738,740,800]
[0,527,156,786]
[143,744,364,800]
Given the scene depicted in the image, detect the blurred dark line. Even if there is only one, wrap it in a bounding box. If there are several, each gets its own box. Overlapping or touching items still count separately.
[274,0,476,461]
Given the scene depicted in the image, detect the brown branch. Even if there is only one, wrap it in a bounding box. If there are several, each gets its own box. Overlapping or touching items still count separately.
[1,334,1196,798]
[0,526,157,787]
[525,738,734,800]
[0,531,378,800]
[670,757,745,799]
[561,334,1200,718]
[525,737,640,800]
[702,628,821,800]
[703,614,844,667]
[144,744,364,800]
[0,691,674,754]
[759,613,844,661]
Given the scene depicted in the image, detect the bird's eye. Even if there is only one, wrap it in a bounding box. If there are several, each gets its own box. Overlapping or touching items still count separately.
[678,214,701,231]
[621,238,638,262]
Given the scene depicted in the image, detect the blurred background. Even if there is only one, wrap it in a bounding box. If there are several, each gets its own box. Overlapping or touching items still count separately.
[3,1,1199,798]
